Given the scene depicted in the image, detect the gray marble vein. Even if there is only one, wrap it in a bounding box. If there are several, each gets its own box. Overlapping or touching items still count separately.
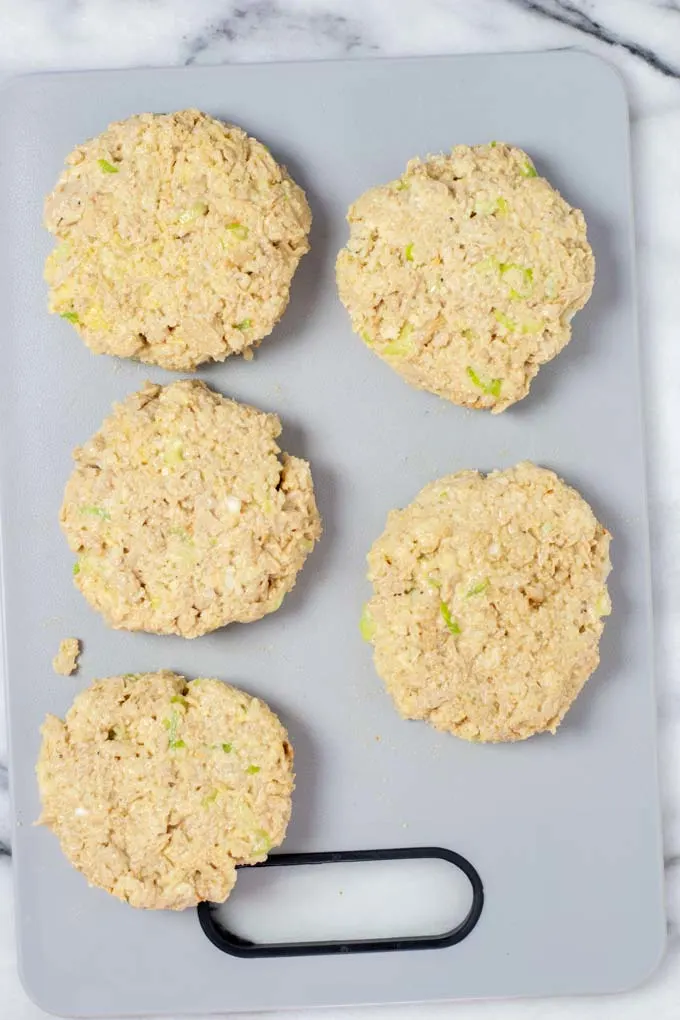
[184,0,374,65]
[514,0,680,78]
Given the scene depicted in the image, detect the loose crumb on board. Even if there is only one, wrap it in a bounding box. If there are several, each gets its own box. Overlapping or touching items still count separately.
[52,638,81,676]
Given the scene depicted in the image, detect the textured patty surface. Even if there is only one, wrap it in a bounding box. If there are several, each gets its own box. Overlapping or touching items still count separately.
[44,109,311,370]
[336,144,594,411]
[37,672,294,909]
[363,463,611,742]
[61,380,321,637]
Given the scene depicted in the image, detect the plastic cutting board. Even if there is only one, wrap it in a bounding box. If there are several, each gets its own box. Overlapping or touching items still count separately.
[0,50,665,1016]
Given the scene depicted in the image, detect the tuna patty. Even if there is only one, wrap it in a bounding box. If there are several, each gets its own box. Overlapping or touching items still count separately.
[37,671,294,909]
[60,380,321,638]
[45,109,311,370]
[337,143,594,411]
[362,463,611,742]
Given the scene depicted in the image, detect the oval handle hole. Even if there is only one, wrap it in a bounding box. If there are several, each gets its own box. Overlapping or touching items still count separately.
[198,847,483,957]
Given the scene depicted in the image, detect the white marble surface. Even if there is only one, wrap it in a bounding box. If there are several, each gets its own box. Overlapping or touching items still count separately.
[0,1,679,1017]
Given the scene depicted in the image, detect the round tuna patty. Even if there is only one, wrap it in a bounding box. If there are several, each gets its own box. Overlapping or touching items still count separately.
[362,463,611,742]
[60,380,321,638]
[44,109,311,371]
[336,143,594,412]
[37,671,294,910]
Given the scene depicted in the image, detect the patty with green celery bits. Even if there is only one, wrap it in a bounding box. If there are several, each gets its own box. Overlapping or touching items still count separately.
[60,380,321,638]
[44,109,311,370]
[336,143,594,412]
[37,671,294,909]
[361,463,611,742]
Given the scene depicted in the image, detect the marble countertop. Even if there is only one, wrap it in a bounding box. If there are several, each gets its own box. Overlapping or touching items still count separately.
[0,1,678,1017]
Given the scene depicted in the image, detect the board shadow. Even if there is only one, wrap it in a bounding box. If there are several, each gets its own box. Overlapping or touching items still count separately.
[258,146,332,360]
[557,476,629,736]
[257,698,320,848]
[508,176,620,420]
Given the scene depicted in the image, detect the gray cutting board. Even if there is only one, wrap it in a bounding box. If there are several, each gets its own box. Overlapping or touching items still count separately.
[0,51,665,1017]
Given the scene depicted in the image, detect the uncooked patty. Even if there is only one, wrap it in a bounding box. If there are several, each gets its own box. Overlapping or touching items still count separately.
[336,143,594,412]
[362,463,611,742]
[44,109,311,370]
[60,380,321,638]
[37,671,294,910]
